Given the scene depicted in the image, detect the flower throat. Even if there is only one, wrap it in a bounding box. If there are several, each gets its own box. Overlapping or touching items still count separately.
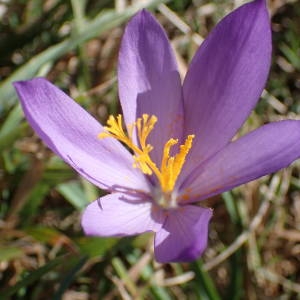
[99,114,194,194]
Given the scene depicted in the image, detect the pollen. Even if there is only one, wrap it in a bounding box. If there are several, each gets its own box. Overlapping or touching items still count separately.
[99,114,194,194]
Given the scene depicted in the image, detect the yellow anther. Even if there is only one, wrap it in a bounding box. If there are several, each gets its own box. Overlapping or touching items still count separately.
[136,114,157,149]
[160,135,195,193]
[98,114,161,179]
[98,115,127,143]
[99,114,194,194]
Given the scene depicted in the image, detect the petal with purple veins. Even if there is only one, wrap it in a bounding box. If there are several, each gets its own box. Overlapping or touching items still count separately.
[180,120,300,203]
[118,10,184,165]
[14,78,150,192]
[180,0,271,180]
[154,205,212,263]
[82,193,165,237]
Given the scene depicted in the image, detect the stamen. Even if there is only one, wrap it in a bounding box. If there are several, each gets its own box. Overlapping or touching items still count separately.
[160,135,195,193]
[98,114,161,180]
[99,114,194,195]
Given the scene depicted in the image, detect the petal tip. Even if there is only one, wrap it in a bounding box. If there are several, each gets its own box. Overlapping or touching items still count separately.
[13,79,31,91]
[130,8,155,28]
[13,77,50,93]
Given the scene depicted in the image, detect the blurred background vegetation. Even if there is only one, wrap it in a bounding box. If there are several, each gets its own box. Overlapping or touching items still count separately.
[0,0,300,299]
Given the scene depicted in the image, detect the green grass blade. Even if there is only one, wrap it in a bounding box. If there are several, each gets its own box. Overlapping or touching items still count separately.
[0,104,24,151]
[0,0,168,111]
[56,181,89,210]
[1,255,67,298]
[192,260,222,300]
[52,256,88,300]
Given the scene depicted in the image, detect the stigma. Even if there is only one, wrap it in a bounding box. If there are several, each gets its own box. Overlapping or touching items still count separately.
[99,114,194,195]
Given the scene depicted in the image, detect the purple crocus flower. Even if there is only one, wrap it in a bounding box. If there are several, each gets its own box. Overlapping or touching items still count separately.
[14,0,300,263]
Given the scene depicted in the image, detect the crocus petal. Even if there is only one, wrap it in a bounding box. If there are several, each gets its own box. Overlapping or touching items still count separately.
[181,0,271,178]
[118,10,184,165]
[154,206,212,263]
[82,193,165,236]
[180,120,300,203]
[14,78,150,192]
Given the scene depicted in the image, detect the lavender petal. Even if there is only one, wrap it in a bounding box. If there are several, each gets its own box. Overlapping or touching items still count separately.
[82,193,165,236]
[118,10,184,165]
[154,205,212,262]
[180,0,271,181]
[180,120,300,203]
[14,78,150,192]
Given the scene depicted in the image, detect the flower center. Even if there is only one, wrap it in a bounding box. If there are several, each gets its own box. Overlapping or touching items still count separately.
[99,114,194,195]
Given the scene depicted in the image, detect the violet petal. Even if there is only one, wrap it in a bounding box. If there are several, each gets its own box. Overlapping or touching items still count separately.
[154,206,212,262]
[180,0,271,180]
[180,120,300,203]
[81,193,165,236]
[14,78,150,192]
[118,10,184,165]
